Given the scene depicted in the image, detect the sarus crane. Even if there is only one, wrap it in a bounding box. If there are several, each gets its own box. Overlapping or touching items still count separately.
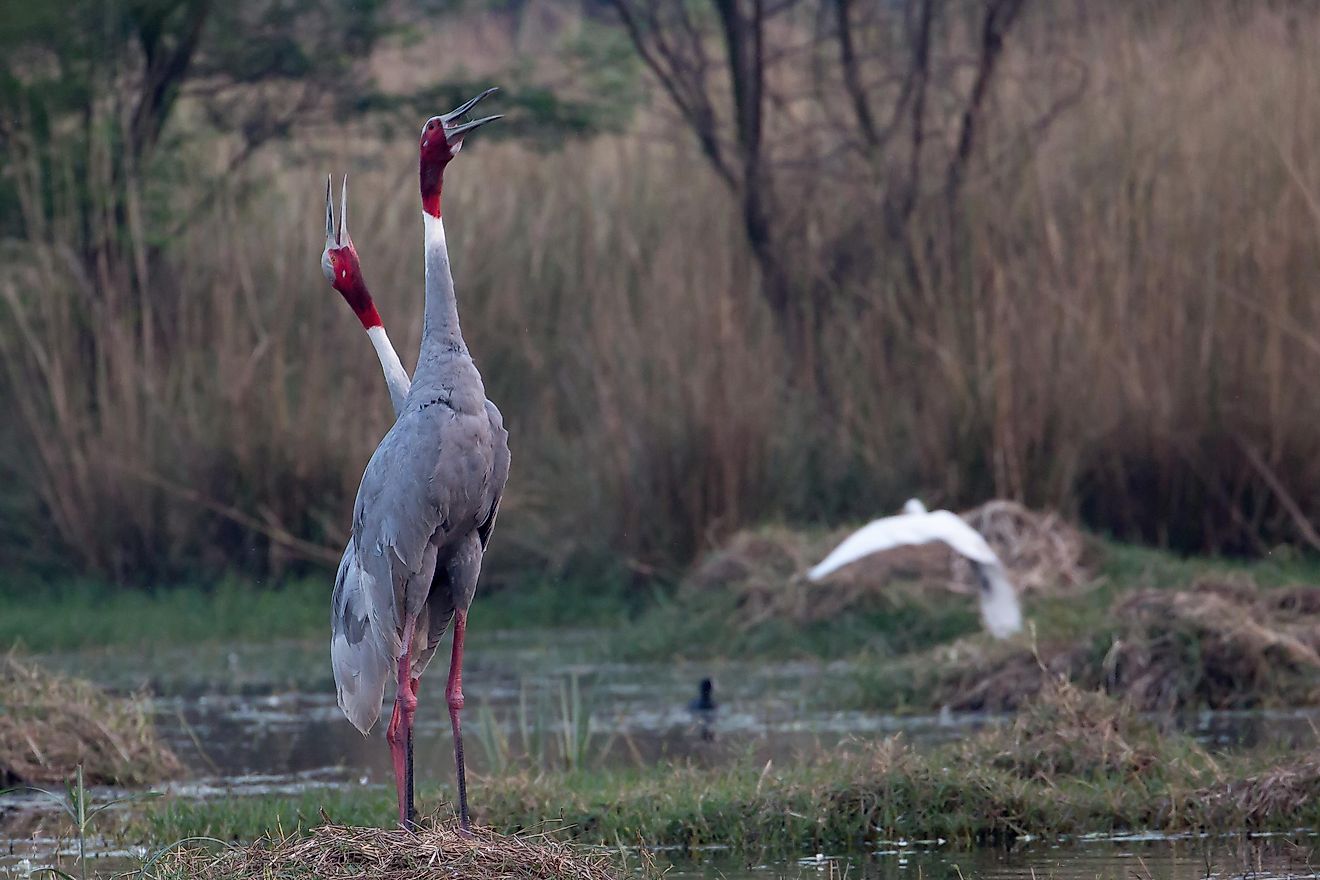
[321,174,412,735]
[330,89,508,832]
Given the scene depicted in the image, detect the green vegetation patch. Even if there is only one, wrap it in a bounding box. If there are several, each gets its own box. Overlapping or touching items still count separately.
[0,654,180,786]
[126,684,1320,854]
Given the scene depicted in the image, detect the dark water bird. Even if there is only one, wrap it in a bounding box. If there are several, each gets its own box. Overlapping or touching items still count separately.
[808,498,1023,639]
[330,88,509,832]
[688,678,717,741]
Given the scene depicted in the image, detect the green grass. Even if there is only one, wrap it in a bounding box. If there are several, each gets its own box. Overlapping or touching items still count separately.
[0,569,640,653]
[612,585,982,662]
[8,536,1320,664]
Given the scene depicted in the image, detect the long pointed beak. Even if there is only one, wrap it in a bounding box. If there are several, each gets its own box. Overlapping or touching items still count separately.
[440,87,499,124]
[324,174,353,249]
[444,114,502,145]
[324,174,336,248]
[339,174,351,246]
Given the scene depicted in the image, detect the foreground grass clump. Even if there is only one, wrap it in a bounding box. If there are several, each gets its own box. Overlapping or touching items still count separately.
[130,684,1320,853]
[145,821,626,880]
[0,654,180,785]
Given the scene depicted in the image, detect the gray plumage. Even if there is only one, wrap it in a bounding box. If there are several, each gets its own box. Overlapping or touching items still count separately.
[348,212,508,688]
[331,94,504,830]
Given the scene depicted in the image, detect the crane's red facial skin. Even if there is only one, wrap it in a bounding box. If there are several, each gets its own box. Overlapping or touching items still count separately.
[419,117,455,218]
[325,246,383,330]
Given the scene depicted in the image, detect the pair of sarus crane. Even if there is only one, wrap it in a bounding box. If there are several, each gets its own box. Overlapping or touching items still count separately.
[322,89,1023,834]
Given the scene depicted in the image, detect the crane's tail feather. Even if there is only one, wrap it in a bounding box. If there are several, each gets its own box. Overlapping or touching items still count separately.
[976,562,1024,639]
[332,545,394,735]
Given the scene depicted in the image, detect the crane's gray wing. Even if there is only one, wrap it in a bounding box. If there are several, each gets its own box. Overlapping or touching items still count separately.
[351,407,497,644]
[330,540,394,734]
[478,399,510,549]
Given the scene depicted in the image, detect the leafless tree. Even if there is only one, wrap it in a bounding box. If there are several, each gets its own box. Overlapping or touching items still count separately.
[605,0,1034,367]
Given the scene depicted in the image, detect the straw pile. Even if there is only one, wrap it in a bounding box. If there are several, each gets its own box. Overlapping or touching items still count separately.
[690,500,1089,628]
[934,577,1320,712]
[145,821,626,880]
[0,653,180,785]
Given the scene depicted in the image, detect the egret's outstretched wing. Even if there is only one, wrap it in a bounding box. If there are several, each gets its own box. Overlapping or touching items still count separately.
[808,510,997,580]
[808,507,1023,639]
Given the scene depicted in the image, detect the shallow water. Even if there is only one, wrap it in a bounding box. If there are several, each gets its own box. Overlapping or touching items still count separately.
[665,834,1320,879]
[29,634,1320,791]
[5,833,1319,880]
[7,634,1320,878]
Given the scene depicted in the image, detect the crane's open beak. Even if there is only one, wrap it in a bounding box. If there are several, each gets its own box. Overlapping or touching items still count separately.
[440,88,502,146]
[324,174,352,250]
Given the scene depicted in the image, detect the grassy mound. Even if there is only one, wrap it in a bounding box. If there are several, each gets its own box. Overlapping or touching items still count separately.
[695,502,1090,625]
[0,653,180,785]
[861,574,1320,713]
[145,821,625,880]
[968,677,1194,780]
[624,501,1089,659]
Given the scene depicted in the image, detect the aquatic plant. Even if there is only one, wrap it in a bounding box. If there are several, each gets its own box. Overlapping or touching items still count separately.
[472,673,620,775]
[13,765,161,880]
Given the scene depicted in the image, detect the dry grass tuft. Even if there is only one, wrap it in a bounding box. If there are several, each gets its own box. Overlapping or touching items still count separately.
[929,579,1320,712]
[0,654,180,786]
[1189,756,1320,828]
[146,820,626,880]
[1107,584,1320,711]
[690,501,1088,630]
[970,676,1184,780]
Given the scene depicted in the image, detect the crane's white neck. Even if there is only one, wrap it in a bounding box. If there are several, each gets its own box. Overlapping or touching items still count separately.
[366,325,411,417]
[415,212,467,379]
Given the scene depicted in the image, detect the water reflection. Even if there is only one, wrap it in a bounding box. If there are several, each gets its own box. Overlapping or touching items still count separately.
[665,835,1319,880]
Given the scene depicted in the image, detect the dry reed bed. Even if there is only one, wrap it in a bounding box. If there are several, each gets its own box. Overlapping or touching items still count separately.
[0,654,179,786]
[145,821,625,880]
[6,3,1320,581]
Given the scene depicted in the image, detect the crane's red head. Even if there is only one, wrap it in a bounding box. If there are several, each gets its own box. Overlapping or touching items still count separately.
[321,175,382,330]
[419,87,502,218]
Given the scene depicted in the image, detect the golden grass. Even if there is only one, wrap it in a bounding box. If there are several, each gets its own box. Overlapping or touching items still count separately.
[146,820,628,880]
[0,654,180,786]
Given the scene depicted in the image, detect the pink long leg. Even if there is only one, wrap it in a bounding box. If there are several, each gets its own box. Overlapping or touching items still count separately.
[446,609,471,831]
[385,618,417,828]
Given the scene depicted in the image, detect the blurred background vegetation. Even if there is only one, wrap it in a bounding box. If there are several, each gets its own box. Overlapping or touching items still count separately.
[2,0,1319,591]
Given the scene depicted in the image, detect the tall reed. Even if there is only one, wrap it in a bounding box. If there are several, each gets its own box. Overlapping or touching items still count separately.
[4,2,1320,581]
